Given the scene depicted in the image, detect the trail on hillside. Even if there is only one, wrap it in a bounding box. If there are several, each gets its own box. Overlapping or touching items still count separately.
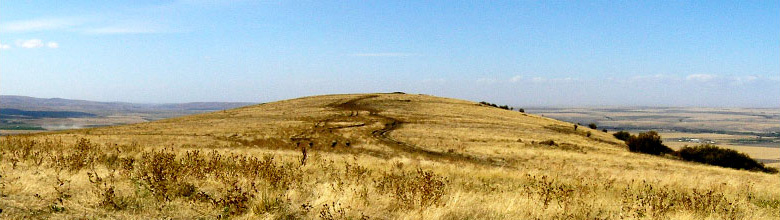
[328,95,503,167]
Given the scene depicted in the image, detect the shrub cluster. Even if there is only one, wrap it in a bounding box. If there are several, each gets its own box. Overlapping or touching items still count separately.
[478,101,512,110]
[626,131,673,155]
[615,131,777,174]
[676,145,778,173]
[613,131,631,141]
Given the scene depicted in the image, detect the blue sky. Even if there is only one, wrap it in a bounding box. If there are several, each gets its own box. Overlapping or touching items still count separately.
[1,0,778,107]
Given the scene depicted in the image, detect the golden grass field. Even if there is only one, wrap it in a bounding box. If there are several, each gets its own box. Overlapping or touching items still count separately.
[1,93,778,219]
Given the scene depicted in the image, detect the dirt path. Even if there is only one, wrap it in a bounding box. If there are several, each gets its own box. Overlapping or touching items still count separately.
[330,95,502,167]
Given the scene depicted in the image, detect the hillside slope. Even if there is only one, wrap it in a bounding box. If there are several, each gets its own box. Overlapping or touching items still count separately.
[2,93,778,219]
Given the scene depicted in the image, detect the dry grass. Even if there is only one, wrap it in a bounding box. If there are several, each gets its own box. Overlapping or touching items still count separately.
[1,93,778,219]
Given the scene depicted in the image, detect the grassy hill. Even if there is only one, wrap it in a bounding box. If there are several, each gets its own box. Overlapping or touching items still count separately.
[1,93,778,219]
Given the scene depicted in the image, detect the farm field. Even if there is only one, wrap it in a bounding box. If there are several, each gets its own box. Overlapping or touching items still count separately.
[1,93,778,219]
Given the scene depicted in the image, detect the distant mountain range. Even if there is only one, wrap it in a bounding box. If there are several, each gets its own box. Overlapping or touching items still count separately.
[0,95,255,116]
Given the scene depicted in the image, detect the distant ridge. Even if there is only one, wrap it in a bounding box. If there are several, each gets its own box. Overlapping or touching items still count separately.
[0,95,255,115]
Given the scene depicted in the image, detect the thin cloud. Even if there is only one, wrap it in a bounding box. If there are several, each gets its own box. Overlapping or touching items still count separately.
[13,39,60,49]
[0,41,10,50]
[351,53,419,57]
[476,78,498,84]
[620,74,680,84]
[0,18,81,33]
[47,42,59,48]
[549,77,577,83]
[84,26,163,34]
[530,77,546,83]
[509,75,523,83]
[16,39,45,48]
[1,16,170,35]
[686,74,716,82]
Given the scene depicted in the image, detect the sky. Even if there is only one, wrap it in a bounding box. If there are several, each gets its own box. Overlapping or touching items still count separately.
[1,0,778,107]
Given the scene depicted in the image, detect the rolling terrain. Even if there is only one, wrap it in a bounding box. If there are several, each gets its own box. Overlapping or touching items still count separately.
[1,93,778,219]
[0,95,253,134]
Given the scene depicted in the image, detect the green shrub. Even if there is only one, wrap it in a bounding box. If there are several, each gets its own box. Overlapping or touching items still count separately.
[677,144,778,173]
[613,131,631,141]
[626,131,672,155]
[588,123,597,129]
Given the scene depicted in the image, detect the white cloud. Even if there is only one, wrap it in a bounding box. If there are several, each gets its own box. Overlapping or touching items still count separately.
[12,39,59,49]
[351,53,418,57]
[0,18,81,33]
[726,75,761,86]
[733,75,757,82]
[0,41,10,50]
[509,75,523,83]
[476,78,497,83]
[686,74,716,82]
[619,74,680,84]
[1,17,170,35]
[551,77,576,83]
[47,42,59,48]
[632,74,673,80]
[16,39,45,48]
[531,77,546,83]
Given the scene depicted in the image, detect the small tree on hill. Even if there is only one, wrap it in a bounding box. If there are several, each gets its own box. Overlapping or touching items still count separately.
[626,131,673,155]
[613,131,631,141]
[588,123,598,129]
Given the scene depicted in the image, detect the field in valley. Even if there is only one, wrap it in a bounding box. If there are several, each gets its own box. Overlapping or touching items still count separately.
[1,93,778,219]
[527,107,780,168]
[0,95,252,136]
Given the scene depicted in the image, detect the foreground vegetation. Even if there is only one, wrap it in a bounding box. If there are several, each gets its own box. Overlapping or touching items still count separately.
[1,93,778,219]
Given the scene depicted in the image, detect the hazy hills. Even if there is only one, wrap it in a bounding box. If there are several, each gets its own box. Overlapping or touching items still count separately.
[0,95,255,133]
[0,95,254,115]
